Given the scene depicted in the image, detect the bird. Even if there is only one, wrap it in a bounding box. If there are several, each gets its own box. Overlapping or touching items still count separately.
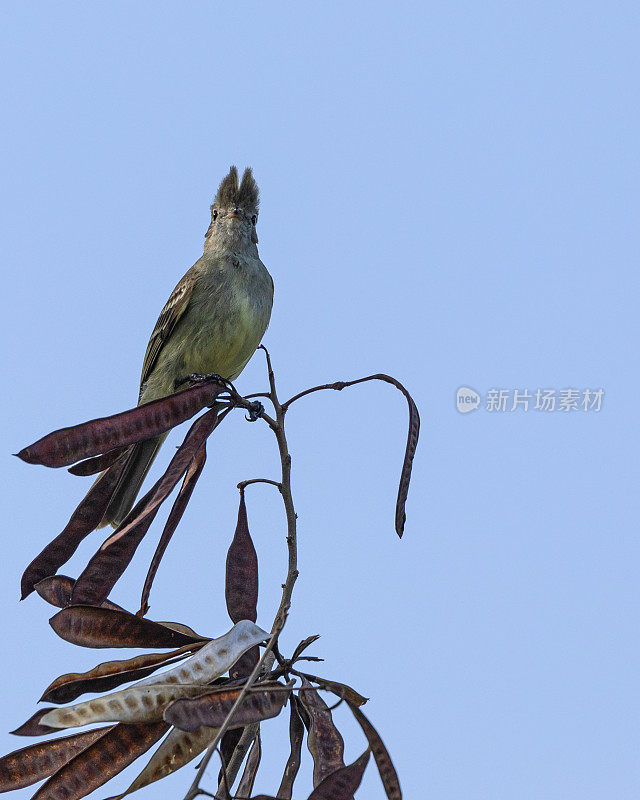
[100,166,274,528]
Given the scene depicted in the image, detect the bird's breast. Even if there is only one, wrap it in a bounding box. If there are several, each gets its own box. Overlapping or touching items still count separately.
[184,257,273,380]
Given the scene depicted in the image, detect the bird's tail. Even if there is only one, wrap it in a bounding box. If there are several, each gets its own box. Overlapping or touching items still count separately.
[98,434,167,529]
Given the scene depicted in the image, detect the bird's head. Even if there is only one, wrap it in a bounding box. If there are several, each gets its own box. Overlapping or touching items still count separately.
[205,166,260,251]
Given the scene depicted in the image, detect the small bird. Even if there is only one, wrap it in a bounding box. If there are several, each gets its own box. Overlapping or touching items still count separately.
[101,166,274,528]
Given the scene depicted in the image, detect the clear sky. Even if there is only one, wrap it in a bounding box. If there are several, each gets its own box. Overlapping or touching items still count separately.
[1,2,638,799]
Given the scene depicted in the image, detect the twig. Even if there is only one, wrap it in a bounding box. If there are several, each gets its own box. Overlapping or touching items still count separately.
[282,372,408,413]
[237,478,282,492]
[214,723,259,798]
[182,347,299,800]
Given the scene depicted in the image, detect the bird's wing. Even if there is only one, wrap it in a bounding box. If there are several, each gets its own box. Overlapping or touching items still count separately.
[139,267,197,393]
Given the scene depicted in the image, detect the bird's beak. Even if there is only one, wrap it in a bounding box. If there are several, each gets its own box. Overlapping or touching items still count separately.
[226,209,241,220]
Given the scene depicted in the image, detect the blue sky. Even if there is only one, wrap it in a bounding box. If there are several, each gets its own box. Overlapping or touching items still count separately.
[1,2,639,798]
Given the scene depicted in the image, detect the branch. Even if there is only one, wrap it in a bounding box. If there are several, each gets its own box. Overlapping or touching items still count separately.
[183,347,299,800]
[281,372,420,536]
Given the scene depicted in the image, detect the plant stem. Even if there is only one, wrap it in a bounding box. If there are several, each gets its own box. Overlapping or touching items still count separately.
[182,347,299,800]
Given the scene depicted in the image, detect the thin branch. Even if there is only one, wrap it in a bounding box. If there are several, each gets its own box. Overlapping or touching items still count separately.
[214,723,259,799]
[282,373,406,412]
[183,348,299,800]
[237,478,282,493]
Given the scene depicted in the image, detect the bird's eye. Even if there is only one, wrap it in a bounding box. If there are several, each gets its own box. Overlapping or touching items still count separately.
[212,209,218,221]
[251,215,257,225]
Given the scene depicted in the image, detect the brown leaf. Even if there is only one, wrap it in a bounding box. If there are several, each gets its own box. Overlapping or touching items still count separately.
[40,645,198,704]
[30,721,169,800]
[298,678,346,786]
[276,696,304,800]
[33,575,124,611]
[291,635,321,663]
[298,672,368,707]
[49,605,204,649]
[71,406,224,606]
[0,727,109,791]
[68,447,129,476]
[164,681,292,732]
[306,748,370,800]
[347,702,402,800]
[225,492,259,624]
[20,457,127,599]
[139,442,207,616]
[234,730,261,799]
[16,380,227,468]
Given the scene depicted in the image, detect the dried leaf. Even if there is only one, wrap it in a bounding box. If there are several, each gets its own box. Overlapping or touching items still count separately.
[20,458,127,599]
[298,678,346,786]
[291,635,321,663]
[30,721,169,800]
[226,492,259,624]
[234,731,261,799]
[135,620,268,688]
[139,442,207,615]
[16,380,227,468]
[34,576,124,611]
[40,645,198,704]
[0,727,109,791]
[306,749,370,800]
[71,406,224,606]
[299,673,368,707]
[49,605,204,649]
[104,725,219,799]
[164,681,292,732]
[67,447,129,476]
[347,702,401,799]
[276,696,304,799]
[39,684,211,730]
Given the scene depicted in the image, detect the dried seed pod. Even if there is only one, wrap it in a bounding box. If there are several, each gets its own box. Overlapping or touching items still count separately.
[0,727,110,791]
[347,701,402,799]
[16,381,226,468]
[164,681,292,732]
[30,721,169,800]
[49,605,204,649]
[71,406,223,606]
[40,645,198,704]
[21,457,127,599]
[298,678,346,786]
[225,492,259,624]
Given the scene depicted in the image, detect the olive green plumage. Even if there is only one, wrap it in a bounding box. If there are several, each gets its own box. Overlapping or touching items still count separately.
[101,167,273,528]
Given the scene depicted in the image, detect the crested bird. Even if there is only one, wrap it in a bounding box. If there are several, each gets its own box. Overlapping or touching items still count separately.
[100,166,274,528]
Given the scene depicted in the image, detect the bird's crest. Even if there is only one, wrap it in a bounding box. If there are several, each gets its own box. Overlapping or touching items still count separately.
[213,166,259,211]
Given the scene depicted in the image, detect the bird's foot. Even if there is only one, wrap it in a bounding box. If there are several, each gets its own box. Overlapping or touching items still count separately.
[246,401,264,422]
[175,372,230,390]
